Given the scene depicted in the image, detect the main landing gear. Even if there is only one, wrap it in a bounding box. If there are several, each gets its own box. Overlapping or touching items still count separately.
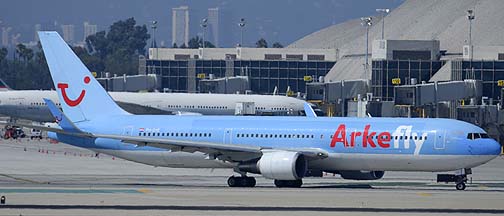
[227,176,256,187]
[437,168,471,190]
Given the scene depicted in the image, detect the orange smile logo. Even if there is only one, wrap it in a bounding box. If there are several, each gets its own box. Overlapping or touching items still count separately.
[57,76,90,107]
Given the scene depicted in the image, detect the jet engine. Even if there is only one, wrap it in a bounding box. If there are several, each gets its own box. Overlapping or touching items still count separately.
[257,151,307,180]
[339,170,385,180]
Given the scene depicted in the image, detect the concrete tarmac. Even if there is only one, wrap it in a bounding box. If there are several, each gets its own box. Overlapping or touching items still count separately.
[0,138,503,216]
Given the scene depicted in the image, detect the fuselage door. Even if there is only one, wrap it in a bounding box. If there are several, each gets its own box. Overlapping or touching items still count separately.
[224,128,233,144]
[434,130,446,149]
[122,126,134,136]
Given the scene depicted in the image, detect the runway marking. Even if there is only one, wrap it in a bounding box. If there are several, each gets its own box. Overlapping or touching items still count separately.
[1,205,504,213]
[137,189,153,193]
[0,188,141,194]
[0,174,48,184]
[416,192,432,197]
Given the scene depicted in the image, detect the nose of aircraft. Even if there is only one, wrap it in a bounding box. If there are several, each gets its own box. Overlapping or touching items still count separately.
[467,138,501,156]
[484,139,502,156]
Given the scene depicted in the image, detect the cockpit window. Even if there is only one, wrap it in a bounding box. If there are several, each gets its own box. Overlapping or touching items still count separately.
[467,133,490,140]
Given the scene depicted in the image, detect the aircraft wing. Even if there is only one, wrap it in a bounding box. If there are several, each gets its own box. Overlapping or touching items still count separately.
[94,133,266,161]
[92,134,328,162]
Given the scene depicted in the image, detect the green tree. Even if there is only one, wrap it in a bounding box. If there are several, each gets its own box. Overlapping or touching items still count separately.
[188,36,201,49]
[256,38,268,48]
[272,42,283,48]
[71,46,104,72]
[187,36,216,49]
[86,31,108,59]
[85,17,150,75]
[15,44,35,63]
[16,44,27,61]
[0,48,7,63]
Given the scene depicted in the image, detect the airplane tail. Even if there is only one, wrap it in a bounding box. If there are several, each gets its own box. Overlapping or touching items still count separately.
[38,31,129,123]
[0,78,12,91]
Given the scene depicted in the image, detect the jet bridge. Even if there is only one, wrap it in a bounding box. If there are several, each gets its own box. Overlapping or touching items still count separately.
[394,80,482,107]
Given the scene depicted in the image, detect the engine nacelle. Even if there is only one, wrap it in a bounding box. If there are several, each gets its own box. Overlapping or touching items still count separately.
[258,151,307,180]
[339,170,385,180]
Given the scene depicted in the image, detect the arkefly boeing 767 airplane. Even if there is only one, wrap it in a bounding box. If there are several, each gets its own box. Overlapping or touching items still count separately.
[32,31,501,190]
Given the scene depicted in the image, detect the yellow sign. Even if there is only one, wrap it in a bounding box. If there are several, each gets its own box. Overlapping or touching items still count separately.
[498,80,504,87]
[392,78,401,85]
[303,76,313,82]
[91,72,97,77]
[287,90,295,96]
[197,73,206,79]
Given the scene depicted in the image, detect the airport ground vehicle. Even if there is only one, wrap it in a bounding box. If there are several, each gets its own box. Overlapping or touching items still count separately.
[3,126,26,139]
[30,128,43,139]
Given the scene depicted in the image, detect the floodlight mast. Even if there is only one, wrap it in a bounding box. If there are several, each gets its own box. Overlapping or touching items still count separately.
[376,8,390,40]
[361,17,373,79]
[151,21,158,58]
[238,18,246,47]
[200,18,208,58]
[467,9,475,60]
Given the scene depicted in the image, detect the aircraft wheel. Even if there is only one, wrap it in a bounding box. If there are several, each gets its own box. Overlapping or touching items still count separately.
[274,179,302,188]
[227,176,238,187]
[456,182,466,190]
[245,177,256,187]
[228,176,256,187]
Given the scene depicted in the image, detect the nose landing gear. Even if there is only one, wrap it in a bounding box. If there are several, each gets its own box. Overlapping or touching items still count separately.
[437,168,471,190]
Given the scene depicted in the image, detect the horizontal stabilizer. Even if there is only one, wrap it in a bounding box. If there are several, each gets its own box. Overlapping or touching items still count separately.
[43,98,84,134]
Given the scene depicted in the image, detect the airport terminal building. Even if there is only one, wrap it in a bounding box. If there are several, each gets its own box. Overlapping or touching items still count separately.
[140,47,337,94]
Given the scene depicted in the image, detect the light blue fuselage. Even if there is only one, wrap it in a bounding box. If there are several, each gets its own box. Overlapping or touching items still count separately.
[49,115,501,172]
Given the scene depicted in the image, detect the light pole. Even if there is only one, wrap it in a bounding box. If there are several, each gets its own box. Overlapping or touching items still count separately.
[151,21,158,59]
[238,18,246,47]
[376,8,390,40]
[361,17,373,79]
[200,18,208,58]
[467,9,475,60]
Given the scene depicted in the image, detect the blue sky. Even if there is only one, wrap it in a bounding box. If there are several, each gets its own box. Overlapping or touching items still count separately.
[0,0,404,47]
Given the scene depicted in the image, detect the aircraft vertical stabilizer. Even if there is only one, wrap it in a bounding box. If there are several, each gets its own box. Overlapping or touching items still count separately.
[0,78,12,91]
[37,31,129,123]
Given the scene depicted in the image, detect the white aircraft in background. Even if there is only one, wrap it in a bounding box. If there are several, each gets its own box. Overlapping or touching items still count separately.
[0,80,316,122]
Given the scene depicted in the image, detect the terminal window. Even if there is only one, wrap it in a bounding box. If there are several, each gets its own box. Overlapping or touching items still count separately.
[392,50,431,60]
